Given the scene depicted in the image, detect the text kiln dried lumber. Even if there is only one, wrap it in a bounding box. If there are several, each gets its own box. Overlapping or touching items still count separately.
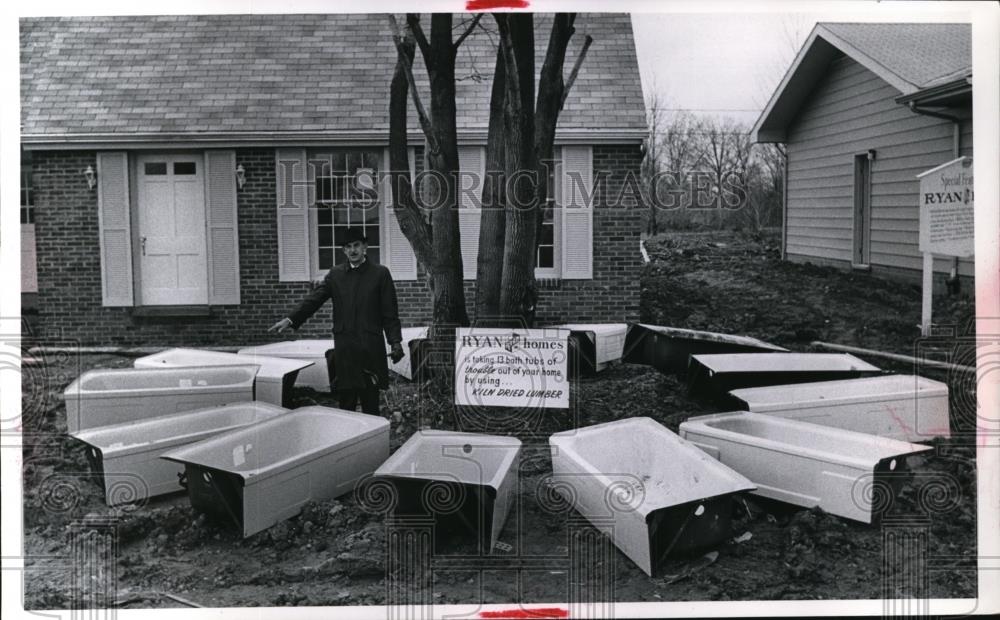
[728,375,950,442]
[134,347,313,407]
[687,352,881,396]
[63,365,258,433]
[679,412,932,523]
[550,323,628,375]
[238,340,334,392]
[373,431,521,550]
[549,417,756,576]
[69,402,288,506]
[622,323,787,375]
[161,407,389,537]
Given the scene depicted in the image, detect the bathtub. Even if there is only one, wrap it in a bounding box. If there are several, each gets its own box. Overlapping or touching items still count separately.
[70,402,287,506]
[687,352,881,396]
[63,365,258,433]
[134,348,313,407]
[621,324,787,375]
[728,375,950,442]
[161,406,389,537]
[549,417,756,576]
[550,323,627,375]
[679,412,932,523]
[373,431,521,550]
[238,340,334,392]
[389,327,430,380]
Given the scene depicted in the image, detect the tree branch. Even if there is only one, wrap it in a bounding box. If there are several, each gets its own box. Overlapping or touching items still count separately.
[560,34,593,109]
[406,13,432,69]
[453,13,483,50]
[387,14,440,154]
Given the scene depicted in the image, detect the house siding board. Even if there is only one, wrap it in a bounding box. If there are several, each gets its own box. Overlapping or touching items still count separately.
[32,145,642,344]
[785,54,973,277]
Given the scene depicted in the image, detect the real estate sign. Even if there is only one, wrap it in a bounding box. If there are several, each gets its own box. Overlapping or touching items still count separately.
[455,328,570,409]
[917,156,974,258]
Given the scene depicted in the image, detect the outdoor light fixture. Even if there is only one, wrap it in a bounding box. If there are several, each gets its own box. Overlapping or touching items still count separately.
[235,164,246,190]
[867,149,877,161]
[83,165,97,190]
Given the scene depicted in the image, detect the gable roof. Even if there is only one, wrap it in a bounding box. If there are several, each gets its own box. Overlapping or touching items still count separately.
[752,22,971,142]
[20,13,646,148]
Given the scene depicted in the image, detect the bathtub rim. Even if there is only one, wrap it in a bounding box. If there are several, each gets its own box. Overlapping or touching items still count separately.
[63,364,260,400]
[728,374,948,412]
[134,347,314,383]
[678,411,934,469]
[689,352,880,374]
[549,416,757,516]
[159,406,389,484]
[376,430,522,491]
[68,401,289,459]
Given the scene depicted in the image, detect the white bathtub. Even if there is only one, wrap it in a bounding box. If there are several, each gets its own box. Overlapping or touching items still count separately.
[389,327,430,380]
[679,412,932,523]
[238,340,334,392]
[63,365,258,433]
[70,402,287,506]
[374,431,521,550]
[550,323,627,374]
[161,406,389,537]
[687,352,881,395]
[549,417,756,576]
[622,324,787,375]
[728,375,950,442]
[134,348,313,407]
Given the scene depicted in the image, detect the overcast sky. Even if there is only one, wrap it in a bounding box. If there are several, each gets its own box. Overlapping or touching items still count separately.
[627,4,974,128]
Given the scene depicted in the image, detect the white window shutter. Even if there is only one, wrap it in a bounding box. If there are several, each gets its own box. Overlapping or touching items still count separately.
[381,148,418,280]
[96,152,134,306]
[560,145,593,279]
[204,150,241,304]
[458,146,484,280]
[276,148,310,282]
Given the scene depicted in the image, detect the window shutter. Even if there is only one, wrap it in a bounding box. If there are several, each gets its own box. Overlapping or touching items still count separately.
[96,152,134,306]
[204,150,241,304]
[560,145,593,279]
[458,146,484,279]
[381,148,418,280]
[276,148,310,282]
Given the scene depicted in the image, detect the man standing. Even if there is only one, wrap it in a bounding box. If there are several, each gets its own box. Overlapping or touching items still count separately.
[270,227,404,415]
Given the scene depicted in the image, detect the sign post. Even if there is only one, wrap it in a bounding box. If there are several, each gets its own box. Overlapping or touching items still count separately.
[916,157,974,336]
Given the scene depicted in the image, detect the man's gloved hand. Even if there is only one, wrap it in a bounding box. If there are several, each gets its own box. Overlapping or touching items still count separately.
[389,342,405,364]
[268,318,292,333]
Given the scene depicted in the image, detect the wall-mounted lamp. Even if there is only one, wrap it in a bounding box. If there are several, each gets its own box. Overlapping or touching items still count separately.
[83,165,97,190]
[867,149,877,161]
[235,164,246,190]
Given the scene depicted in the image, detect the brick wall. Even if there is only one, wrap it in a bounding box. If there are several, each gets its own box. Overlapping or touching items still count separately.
[32,144,643,345]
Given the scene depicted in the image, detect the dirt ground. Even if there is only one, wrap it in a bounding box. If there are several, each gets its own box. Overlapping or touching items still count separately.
[20,229,979,609]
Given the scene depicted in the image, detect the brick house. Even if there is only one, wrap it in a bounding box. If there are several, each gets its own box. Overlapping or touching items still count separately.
[19,14,646,346]
[752,23,973,285]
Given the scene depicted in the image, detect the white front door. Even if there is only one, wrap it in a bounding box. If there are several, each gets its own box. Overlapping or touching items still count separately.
[136,154,208,305]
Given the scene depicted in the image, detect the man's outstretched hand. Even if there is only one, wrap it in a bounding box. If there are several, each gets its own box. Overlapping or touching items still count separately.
[389,342,405,364]
[269,318,292,333]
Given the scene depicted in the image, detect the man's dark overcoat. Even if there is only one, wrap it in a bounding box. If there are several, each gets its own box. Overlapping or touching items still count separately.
[287,260,402,390]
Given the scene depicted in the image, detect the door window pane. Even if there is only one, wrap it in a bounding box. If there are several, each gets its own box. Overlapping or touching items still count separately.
[144,162,167,175]
[174,161,197,175]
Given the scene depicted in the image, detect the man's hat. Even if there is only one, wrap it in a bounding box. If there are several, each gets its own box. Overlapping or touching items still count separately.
[344,227,367,244]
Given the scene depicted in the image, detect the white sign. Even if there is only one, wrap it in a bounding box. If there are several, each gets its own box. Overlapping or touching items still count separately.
[455,328,570,409]
[917,157,974,258]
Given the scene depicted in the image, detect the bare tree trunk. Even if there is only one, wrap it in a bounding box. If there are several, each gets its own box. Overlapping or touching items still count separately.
[388,36,434,267]
[474,46,507,321]
[496,13,538,324]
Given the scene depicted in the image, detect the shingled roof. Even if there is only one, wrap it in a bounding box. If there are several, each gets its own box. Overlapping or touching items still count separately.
[753,22,971,142]
[20,13,646,146]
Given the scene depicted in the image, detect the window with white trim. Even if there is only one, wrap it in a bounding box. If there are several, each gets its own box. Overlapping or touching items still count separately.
[308,149,382,274]
[536,154,561,278]
[21,162,35,224]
